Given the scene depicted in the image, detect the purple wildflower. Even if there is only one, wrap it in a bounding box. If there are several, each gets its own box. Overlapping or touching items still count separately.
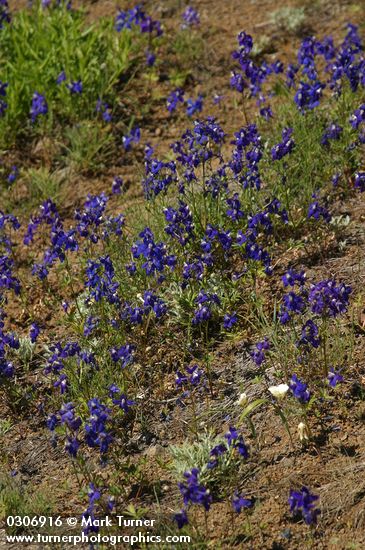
[288,486,320,525]
[251,338,270,366]
[30,322,40,343]
[308,280,351,318]
[178,468,212,511]
[327,367,343,388]
[289,374,311,403]
[30,92,48,122]
[181,6,199,28]
[67,80,83,94]
[174,509,188,529]
[232,492,253,513]
[223,312,237,330]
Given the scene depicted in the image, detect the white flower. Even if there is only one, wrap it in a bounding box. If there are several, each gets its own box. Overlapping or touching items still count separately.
[268,383,289,400]
[237,392,248,406]
[298,422,309,442]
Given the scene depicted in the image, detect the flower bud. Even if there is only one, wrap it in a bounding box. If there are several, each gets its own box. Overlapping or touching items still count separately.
[237,392,248,406]
[298,421,309,442]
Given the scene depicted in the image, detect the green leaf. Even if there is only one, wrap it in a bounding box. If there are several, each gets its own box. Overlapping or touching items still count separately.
[239,398,267,420]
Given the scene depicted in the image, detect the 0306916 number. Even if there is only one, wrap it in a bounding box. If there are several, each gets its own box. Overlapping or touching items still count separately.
[6,516,63,528]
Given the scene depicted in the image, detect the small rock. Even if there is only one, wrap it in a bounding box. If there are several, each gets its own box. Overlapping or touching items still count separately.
[281,528,292,540]
[145,445,164,458]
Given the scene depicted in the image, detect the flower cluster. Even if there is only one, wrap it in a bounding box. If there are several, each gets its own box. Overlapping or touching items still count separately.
[175,364,205,389]
[289,374,311,404]
[30,322,41,343]
[181,6,199,29]
[308,280,352,317]
[85,256,120,305]
[164,201,194,245]
[0,211,20,253]
[172,117,225,184]
[288,486,320,525]
[206,427,249,469]
[122,126,141,151]
[131,228,176,277]
[46,343,97,395]
[24,199,78,280]
[24,199,59,245]
[142,155,177,198]
[229,124,262,190]
[108,385,135,413]
[30,92,48,122]
[0,309,19,378]
[0,255,21,296]
[328,367,343,388]
[192,290,221,325]
[186,95,203,117]
[7,165,18,184]
[321,123,343,146]
[122,291,167,325]
[110,344,135,368]
[81,484,102,535]
[0,0,10,30]
[178,468,212,511]
[307,199,331,223]
[115,4,162,36]
[96,99,112,122]
[354,172,365,192]
[75,193,108,243]
[251,338,270,366]
[224,426,249,458]
[296,319,321,350]
[47,401,81,457]
[271,128,295,161]
[223,312,237,330]
[230,31,279,98]
[350,104,365,129]
[232,492,253,513]
[279,271,351,326]
[294,81,324,111]
[166,88,185,113]
[67,80,83,94]
[0,78,8,117]
[84,398,113,455]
